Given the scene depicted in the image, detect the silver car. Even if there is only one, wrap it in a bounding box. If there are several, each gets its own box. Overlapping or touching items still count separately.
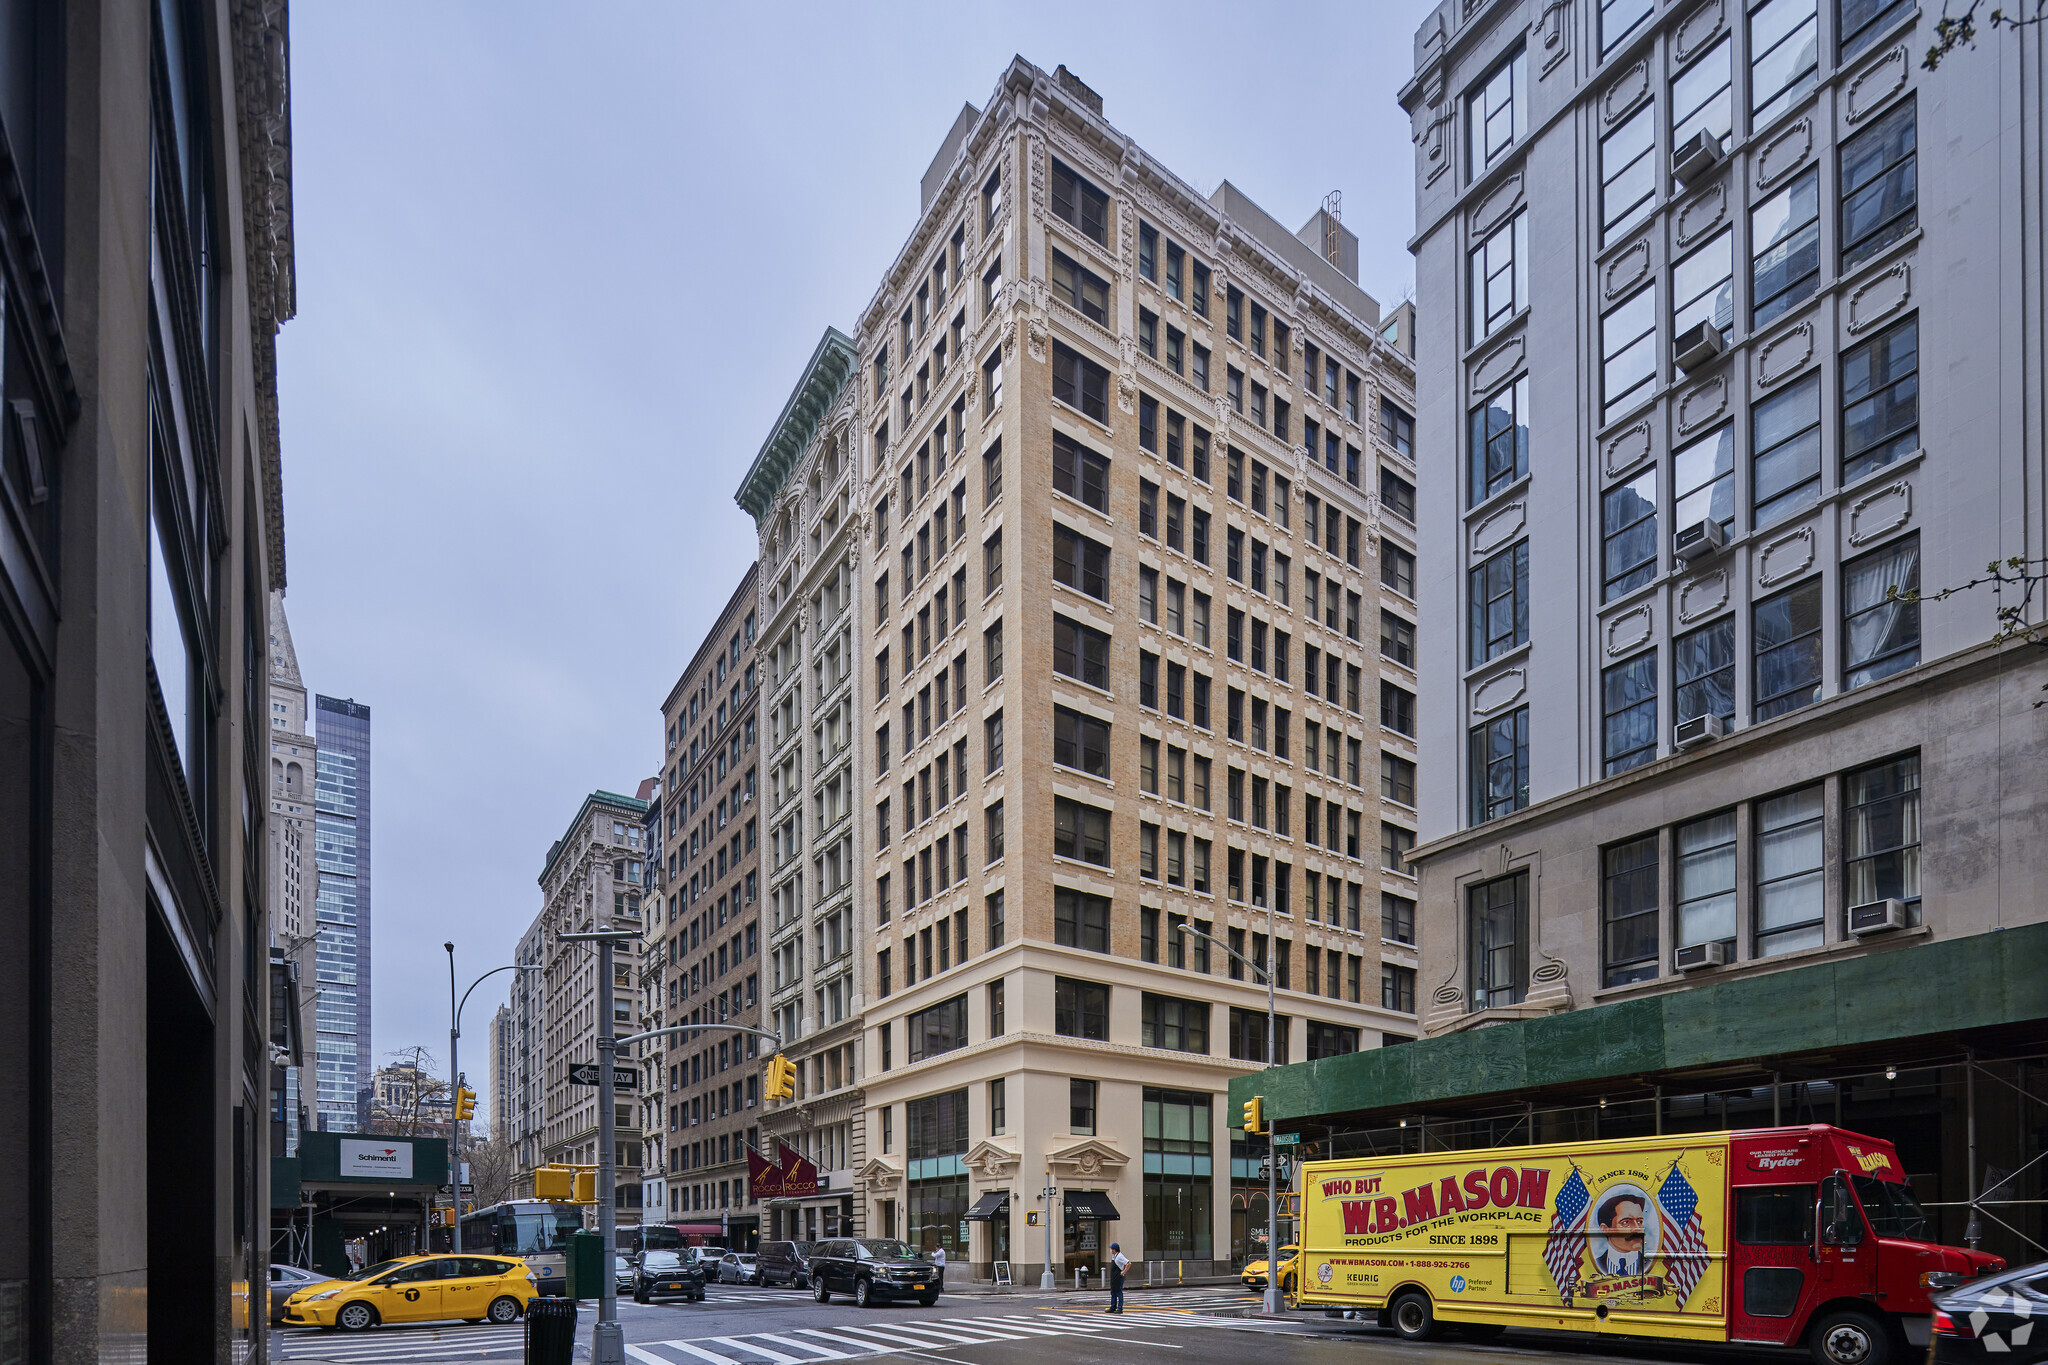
[715,1252,760,1285]
[267,1264,325,1324]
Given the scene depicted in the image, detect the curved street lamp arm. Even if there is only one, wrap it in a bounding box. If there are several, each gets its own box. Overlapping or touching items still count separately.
[455,962,543,1040]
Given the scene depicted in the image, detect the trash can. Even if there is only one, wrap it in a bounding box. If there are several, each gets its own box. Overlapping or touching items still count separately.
[525,1294,577,1365]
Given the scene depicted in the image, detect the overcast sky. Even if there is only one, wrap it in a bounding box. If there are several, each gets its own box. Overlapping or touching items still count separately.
[278,0,1439,1118]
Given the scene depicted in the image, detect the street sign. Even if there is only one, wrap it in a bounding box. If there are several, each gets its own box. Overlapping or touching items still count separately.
[1272,1132,1302,1145]
[567,1064,638,1090]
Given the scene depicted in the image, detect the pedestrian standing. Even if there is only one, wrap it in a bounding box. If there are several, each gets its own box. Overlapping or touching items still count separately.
[931,1243,946,1290]
[1106,1242,1128,1313]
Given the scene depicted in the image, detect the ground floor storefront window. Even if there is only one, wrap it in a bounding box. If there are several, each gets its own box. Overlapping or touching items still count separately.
[1144,1088,1212,1259]
[907,1089,969,1256]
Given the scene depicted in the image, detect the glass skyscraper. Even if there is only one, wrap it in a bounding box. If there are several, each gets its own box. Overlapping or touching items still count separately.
[314,695,372,1130]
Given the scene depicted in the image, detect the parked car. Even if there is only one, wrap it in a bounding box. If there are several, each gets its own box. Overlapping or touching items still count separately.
[1934,1260,2048,1365]
[615,1255,636,1296]
[809,1238,939,1307]
[631,1250,708,1304]
[757,1240,816,1289]
[281,1254,536,1331]
[268,1264,325,1324]
[715,1252,761,1285]
[1241,1245,1299,1294]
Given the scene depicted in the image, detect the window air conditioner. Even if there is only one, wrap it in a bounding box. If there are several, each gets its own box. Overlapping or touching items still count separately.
[1674,941,1731,971]
[1847,898,1907,935]
[1672,130,1724,184]
[1674,712,1727,748]
[1674,518,1728,563]
[1674,321,1726,372]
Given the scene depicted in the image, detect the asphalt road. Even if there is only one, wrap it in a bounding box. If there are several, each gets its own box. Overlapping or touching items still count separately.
[269,1282,1812,1365]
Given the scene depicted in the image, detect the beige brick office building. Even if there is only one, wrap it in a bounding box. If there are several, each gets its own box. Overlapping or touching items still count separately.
[830,59,1424,1280]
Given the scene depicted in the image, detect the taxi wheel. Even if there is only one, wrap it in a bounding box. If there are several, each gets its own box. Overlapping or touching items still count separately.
[1391,1290,1439,1341]
[487,1296,522,1324]
[335,1301,377,1332]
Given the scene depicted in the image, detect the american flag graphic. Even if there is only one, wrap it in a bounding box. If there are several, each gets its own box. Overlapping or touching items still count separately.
[1657,1165,1711,1307]
[1543,1167,1591,1304]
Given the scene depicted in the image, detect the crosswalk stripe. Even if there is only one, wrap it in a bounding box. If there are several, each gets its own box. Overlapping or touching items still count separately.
[791,1327,908,1354]
[811,1325,973,1351]
[934,1317,1065,1336]
[275,1333,524,1362]
[658,1338,753,1365]
[883,1322,1031,1342]
[751,1332,854,1360]
[1004,1314,1124,1332]
[630,1346,679,1365]
[712,1335,811,1364]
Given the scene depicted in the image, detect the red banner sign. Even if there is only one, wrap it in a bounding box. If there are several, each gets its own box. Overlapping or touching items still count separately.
[776,1141,820,1198]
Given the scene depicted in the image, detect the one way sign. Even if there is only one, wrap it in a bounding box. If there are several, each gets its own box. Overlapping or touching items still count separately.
[567,1064,638,1090]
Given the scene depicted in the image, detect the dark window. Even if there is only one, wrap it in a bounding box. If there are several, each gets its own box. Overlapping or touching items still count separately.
[1053,525,1110,601]
[1053,706,1111,778]
[1227,1008,1289,1063]
[1070,1078,1098,1134]
[1382,612,1416,667]
[1140,994,1210,1053]
[1308,1020,1362,1058]
[1469,540,1530,663]
[1379,467,1415,521]
[1603,835,1660,986]
[1840,0,1911,57]
[1468,871,1529,1009]
[1754,578,1823,720]
[907,994,969,1062]
[1050,159,1109,245]
[1675,617,1736,723]
[1053,615,1110,689]
[1753,371,1822,528]
[1382,753,1417,805]
[1381,684,1415,736]
[1603,469,1659,600]
[1052,432,1111,512]
[1841,96,1916,268]
[1842,316,1919,482]
[1603,650,1658,775]
[1737,1187,1817,1245]
[1380,401,1415,460]
[1053,797,1111,866]
[1752,167,1820,328]
[1051,250,1111,325]
[1379,966,1417,1015]
[1052,342,1110,423]
[1055,974,1110,1035]
[1470,375,1530,506]
[1383,544,1415,598]
[1381,893,1415,945]
[1469,705,1529,824]
[1845,751,1921,913]
[1054,888,1111,957]
[1843,535,1920,688]
[1750,0,1820,128]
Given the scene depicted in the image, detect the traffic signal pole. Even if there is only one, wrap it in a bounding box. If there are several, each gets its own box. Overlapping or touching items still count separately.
[444,950,542,1256]
[557,927,645,1365]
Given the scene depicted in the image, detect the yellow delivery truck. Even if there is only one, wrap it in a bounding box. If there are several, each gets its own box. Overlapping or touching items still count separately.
[1288,1125,1999,1365]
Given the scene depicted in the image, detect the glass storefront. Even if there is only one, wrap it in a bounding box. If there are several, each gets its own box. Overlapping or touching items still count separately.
[1143,1088,1213,1259]
[906,1090,969,1256]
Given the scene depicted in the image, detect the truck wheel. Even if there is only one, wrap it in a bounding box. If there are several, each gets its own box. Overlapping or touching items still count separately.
[1810,1309,1893,1365]
[1391,1290,1439,1341]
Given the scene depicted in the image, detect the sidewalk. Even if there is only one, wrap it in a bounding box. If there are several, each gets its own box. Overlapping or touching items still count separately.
[943,1275,1245,1297]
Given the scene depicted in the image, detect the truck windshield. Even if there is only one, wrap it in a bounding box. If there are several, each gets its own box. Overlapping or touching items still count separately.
[1852,1175,1931,1238]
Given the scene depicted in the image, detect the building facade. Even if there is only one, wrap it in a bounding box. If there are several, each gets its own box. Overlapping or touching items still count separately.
[534,790,651,1228]
[313,694,373,1129]
[489,1003,515,1150]
[842,60,1423,1280]
[510,913,550,1193]
[269,594,321,1155]
[635,775,665,1220]
[0,2,299,1359]
[651,569,765,1239]
[737,334,871,1243]
[1222,0,2048,1268]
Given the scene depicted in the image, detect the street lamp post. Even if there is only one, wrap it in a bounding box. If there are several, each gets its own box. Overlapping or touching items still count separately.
[444,945,543,1255]
[557,927,640,1365]
[1041,1171,1057,1290]
[1176,920,1281,1316]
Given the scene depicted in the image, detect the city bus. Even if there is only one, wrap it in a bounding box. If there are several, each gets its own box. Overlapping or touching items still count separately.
[458,1200,584,1295]
[1286,1125,2001,1365]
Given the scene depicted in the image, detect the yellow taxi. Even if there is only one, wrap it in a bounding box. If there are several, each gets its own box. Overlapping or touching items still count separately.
[282,1253,536,1331]
[1241,1245,1300,1296]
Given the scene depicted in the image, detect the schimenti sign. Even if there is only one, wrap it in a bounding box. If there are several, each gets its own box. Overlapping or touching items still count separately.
[339,1139,414,1179]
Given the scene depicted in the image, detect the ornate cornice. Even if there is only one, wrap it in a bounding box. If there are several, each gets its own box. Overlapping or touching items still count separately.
[231,0,296,587]
[735,327,858,523]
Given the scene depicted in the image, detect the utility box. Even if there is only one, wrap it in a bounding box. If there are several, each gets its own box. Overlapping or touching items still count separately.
[565,1229,606,1300]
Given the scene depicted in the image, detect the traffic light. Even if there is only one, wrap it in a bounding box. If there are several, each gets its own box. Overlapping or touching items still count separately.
[533,1166,574,1200]
[573,1168,597,1204]
[453,1086,476,1122]
[1243,1095,1265,1136]
[439,1208,456,1227]
[765,1053,796,1103]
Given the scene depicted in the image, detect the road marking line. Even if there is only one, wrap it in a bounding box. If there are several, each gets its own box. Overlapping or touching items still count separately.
[630,1346,679,1365]
[814,1326,971,1351]
[751,1332,854,1359]
[901,1351,982,1365]
[851,1322,1022,1344]
[658,1339,753,1365]
[934,1318,1065,1336]
[790,1327,899,1353]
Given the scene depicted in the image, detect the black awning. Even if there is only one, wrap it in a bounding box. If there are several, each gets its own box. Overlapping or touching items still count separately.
[1064,1190,1120,1220]
[964,1191,1010,1221]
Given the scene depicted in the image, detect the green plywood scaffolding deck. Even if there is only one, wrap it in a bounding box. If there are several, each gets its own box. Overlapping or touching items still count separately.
[1230,923,2048,1125]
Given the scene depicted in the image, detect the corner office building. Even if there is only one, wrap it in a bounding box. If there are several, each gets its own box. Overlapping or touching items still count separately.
[0,1,299,1359]
[1230,0,2047,1269]
[843,58,1424,1281]
[313,693,373,1130]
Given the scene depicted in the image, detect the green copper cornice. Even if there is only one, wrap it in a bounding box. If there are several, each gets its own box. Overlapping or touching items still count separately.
[735,327,858,523]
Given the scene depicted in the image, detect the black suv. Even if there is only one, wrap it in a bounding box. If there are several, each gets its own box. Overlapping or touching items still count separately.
[757,1240,816,1289]
[810,1239,940,1307]
[630,1249,708,1303]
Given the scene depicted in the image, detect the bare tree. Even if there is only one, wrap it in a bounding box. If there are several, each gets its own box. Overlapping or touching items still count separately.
[1891,555,2048,706]
[377,1045,449,1137]
[1923,0,2048,68]
[464,1135,517,1208]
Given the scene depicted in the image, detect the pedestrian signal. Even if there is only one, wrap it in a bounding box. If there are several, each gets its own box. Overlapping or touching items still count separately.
[573,1169,596,1204]
[533,1166,575,1200]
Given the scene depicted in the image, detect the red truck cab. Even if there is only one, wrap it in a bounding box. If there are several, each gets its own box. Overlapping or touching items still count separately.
[1728,1127,2003,1365]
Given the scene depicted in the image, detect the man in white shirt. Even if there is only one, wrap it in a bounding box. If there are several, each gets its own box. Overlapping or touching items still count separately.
[931,1243,946,1290]
[1106,1242,1129,1313]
